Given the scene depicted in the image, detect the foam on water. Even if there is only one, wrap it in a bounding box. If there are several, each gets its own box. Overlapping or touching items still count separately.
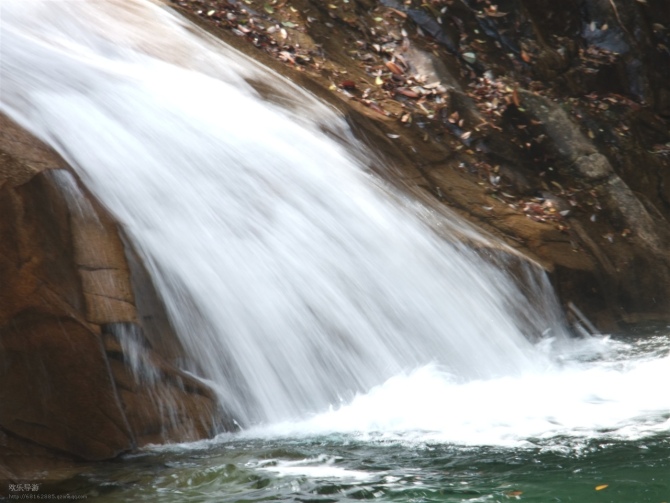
[246,335,670,446]
[249,455,374,481]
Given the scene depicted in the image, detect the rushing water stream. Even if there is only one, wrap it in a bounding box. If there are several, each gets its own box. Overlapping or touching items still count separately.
[1,0,669,501]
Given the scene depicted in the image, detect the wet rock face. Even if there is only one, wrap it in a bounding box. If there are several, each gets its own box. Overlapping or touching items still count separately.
[0,116,228,480]
[0,165,132,472]
[0,312,132,461]
[173,0,670,327]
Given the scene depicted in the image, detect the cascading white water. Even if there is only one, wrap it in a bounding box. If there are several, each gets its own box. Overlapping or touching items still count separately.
[1,0,574,426]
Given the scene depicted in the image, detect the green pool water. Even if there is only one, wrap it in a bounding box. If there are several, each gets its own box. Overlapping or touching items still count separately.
[45,433,669,502]
[42,332,670,503]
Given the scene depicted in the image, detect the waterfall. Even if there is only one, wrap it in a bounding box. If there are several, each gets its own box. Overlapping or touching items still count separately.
[0,0,571,426]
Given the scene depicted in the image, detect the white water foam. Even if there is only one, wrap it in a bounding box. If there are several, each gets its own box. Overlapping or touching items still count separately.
[249,455,373,481]
[247,335,670,446]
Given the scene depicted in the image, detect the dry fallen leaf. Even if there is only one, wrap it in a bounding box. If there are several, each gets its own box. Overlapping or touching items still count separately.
[396,88,420,98]
[463,52,477,64]
[385,61,404,75]
[423,81,442,89]
[485,5,509,17]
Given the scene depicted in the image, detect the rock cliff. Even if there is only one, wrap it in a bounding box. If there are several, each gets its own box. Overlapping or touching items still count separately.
[0,115,232,482]
[171,0,670,328]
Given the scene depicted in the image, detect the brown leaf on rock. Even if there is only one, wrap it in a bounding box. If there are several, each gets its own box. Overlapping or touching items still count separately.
[395,88,420,98]
[484,5,509,17]
[389,8,407,19]
[364,101,387,116]
[385,61,404,75]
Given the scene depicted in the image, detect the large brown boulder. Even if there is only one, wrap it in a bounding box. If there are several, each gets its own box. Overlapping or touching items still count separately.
[0,114,230,482]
